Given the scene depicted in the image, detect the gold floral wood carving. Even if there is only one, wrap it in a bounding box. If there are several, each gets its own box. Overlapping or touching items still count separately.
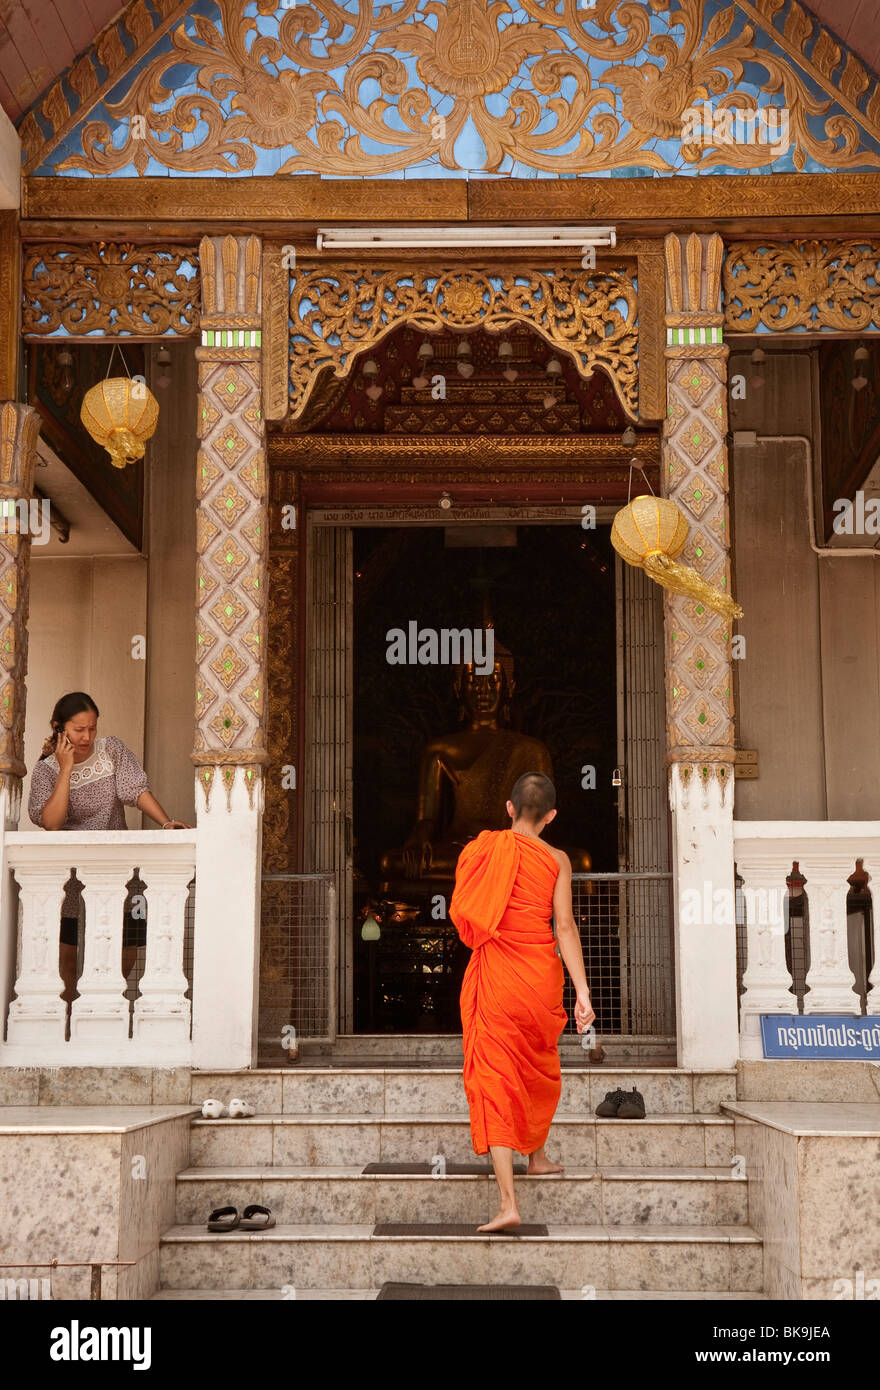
[22,243,200,337]
[724,240,880,333]
[289,264,639,421]
[17,0,191,177]
[28,0,880,179]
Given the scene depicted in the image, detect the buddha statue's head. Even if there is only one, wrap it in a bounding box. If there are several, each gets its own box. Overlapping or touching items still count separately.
[453,640,515,727]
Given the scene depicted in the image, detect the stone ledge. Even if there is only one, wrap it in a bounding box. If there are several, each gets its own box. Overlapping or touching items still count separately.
[723,1100,880,1136]
[0,1103,199,1133]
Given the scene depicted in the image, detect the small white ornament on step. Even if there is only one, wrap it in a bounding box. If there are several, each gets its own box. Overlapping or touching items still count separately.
[228,1097,255,1118]
[201,1099,228,1119]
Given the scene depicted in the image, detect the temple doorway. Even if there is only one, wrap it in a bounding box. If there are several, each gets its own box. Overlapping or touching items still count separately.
[297,506,672,1038]
[260,317,672,1054]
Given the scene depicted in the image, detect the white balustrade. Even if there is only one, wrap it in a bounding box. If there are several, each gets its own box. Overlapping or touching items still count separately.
[734,824,880,1058]
[1,831,196,1065]
[134,867,193,1045]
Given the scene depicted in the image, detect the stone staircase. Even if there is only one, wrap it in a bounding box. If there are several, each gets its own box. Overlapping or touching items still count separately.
[153,1066,766,1299]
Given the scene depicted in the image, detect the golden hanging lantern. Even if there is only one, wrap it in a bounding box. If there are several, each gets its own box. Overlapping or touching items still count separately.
[611,495,743,619]
[80,377,159,469]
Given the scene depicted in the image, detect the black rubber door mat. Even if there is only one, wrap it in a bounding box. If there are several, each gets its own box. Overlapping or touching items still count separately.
[373,1222,548,1236]
[363,1161,528,1175]
[377,1283,561,1300]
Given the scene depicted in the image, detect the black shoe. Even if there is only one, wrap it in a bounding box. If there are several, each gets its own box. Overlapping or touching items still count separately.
[595,1087,626,1117]
[617,1087,646,1119]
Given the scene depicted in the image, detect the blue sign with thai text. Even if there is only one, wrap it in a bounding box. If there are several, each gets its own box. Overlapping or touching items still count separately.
[761,1014,880,1059]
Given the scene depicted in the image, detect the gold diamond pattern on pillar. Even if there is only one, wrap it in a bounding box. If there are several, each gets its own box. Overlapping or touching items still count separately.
[193,235,268,790]
[663,234,734,777]
[0,402,41,781]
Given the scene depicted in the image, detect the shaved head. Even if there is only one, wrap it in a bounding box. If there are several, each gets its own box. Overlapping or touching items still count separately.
[510,772,556,825]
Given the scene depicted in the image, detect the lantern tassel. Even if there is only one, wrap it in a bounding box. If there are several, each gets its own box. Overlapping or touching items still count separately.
[105,426,146,470]
[643,552,743,620]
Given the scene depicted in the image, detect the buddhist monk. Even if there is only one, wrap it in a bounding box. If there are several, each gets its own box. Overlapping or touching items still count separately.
[449,771,595,1233]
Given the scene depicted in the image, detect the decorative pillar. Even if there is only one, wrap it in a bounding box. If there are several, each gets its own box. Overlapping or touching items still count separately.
[663,233,739,1068]
[190,235,268,1069]
[0,403,41,1048]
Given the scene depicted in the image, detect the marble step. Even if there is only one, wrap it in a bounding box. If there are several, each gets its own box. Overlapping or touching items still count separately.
[158,1222,763,1292]
[175,1164,749,1226]
[152,1287,768,1301]
[289,1033,676,1062]
[189,1112,737,1169]
[191,1067,736,1116]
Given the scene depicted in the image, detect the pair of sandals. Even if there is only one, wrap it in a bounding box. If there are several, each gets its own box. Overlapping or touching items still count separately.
[200,1097,254,1119]
[207,1205,275,1232]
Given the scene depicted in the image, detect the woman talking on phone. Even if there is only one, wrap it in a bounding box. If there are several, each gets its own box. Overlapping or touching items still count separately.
[28,691,188,1005]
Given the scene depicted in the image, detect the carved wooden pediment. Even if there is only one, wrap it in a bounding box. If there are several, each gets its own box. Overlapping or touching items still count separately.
[16,0,880,180]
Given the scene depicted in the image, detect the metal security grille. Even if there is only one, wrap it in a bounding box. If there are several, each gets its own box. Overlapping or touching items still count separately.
[613,556,674,1039]
[261,873,337,1042]
[303,522,352,1032]
[564,872,674,1035]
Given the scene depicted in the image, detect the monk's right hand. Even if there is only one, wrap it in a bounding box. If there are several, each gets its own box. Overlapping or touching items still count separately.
[574,991,595,1033]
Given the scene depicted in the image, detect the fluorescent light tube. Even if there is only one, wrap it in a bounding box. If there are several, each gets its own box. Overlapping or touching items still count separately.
[317,225,616,250]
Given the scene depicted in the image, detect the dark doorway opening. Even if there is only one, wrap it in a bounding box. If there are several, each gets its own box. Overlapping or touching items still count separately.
[352,522,618,1032]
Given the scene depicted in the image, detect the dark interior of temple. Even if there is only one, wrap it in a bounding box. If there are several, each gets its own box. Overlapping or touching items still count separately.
[352,522,619,1031]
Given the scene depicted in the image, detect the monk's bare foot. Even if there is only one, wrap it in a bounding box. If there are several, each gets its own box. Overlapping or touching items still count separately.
[477,1207,522,1232]
[527,1156,565,1175]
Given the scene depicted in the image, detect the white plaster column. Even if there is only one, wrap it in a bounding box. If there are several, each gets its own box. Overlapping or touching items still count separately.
[191,771,263,1066]
[670,763,739,1066]
[735,848,794,1060]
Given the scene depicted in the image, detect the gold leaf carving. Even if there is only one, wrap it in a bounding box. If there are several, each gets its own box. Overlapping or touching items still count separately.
[22,242,200,337]
[42,0,880,179]
[288,263,638,420]
[724,239,880,332]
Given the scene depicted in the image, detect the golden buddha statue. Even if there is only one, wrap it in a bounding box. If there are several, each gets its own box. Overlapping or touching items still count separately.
[379,645,591,897]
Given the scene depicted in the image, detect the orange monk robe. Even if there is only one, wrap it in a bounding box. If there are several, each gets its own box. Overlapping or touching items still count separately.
[449,828,568,1156]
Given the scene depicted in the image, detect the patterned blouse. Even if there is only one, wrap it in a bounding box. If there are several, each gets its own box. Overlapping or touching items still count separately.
[28,735,151,917]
